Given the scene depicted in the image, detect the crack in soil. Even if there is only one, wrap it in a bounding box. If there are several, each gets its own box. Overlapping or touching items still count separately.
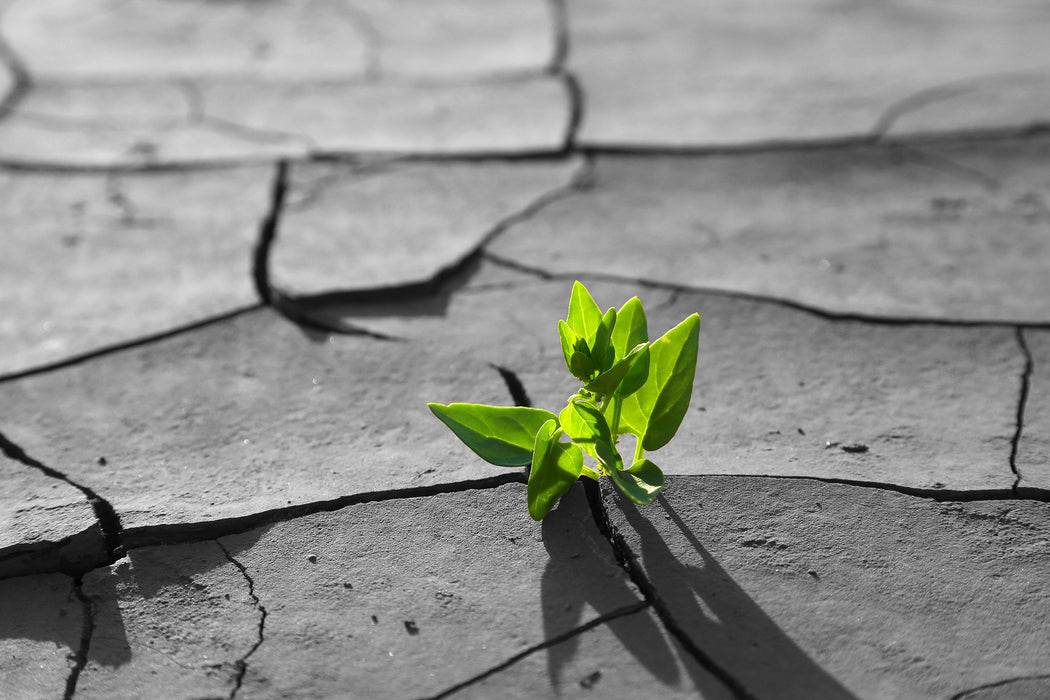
[122,473,527,551]
[216,541,267,700]
[491,364,532,407]
[62,575,95,700]
[870,72,1050,142]
[951,674,1050,700]
[545,0,583,153]
[480,251,1050,330]
[0,304,263,385]
[256,155,591,338]
[425,600,649,700]
[250,160,401,339]
[1010,327,1034,496]
[581,479,757,700]
[0,429,124,569]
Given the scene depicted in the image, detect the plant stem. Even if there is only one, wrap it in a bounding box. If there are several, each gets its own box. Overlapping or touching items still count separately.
[633,438,645,464]
[608,396,623,439]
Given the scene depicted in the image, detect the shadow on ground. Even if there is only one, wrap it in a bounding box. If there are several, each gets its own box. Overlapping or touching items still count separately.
[539,484,729,697]
[615,494,857,700]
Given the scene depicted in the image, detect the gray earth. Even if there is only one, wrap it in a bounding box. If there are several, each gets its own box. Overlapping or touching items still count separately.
[2,1,1049,699]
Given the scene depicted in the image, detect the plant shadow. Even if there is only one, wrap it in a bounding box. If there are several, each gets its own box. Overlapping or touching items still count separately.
[538,483,728,696]
[612,493,859,700]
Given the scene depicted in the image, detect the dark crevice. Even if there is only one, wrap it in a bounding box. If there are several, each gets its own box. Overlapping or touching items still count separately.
[481,252,1050,330]
[249,160,397,339]
[0,303,263,385]
[951,674,1050,700]
[581,479,757,700]
[545,0,568,74]
[62,575,95,700]
[579,127,1050,158]
[720,473,1050,504]
[252,160,287,305]
[560,72,585,153]
[257,156,589,338]
[1010,327,1034,496]
[870,81,976,141]
[216,541,267,700]
[122,472,526,550]
[869,71,1050,142]
[0,429,124,568]
[0,15,31,122]
[491,364,532,407]
[425,601,649,700]
[546,0,583,153]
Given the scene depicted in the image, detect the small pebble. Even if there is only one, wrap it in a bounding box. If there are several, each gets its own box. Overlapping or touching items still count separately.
[307,554,317,564]
[96,456,107,466]
[580,671,602,689]
[841,444,869,454]
[371,615,379,624]
[404,621,419,636]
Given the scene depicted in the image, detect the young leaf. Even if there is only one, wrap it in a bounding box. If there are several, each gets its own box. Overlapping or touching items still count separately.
[585,342,649,397]
[559,399,622,471]
[565,281,603,341]
[610,298,650,396]
[618,313,700,450]
[590,307,617,373]
[607,458,664,504]
[568,347,597,382]
[428,403,558,467]
[610,297,648,359]
[527,420,584,520]
[557,320,579,375]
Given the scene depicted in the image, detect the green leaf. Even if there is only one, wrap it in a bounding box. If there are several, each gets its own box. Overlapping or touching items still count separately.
[585,342,649,396]
[609,297,650,396]
[559,399,622,470]
[608,458,664,504]
[565,281,603,341]
[527,420,584,520]
[590,308,617,373]
[428,403,558,467]
[610,297,648,359]
[557,320,579,375]
[618,313,700,450]
[569,349,597,382]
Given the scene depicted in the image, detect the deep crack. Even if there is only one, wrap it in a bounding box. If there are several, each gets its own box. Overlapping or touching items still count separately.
[0,304,263,385]
[122,472,527,551]
[0,429,124,569]
[425,601,649,700]
[951,674,1050,700]
[870,72,1050,142]
[258,155,590,339]
[216,541,267,700]
[1010,327,1034,496]
[250,160,396,338]
[62,575,95,700]
[491,364,532,407]
[481,252,1050,330]
[546,0,583,152]
[0,13,31,122]
[581,479,757,700]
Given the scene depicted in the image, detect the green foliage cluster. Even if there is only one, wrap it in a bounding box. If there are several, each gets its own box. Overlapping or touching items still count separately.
[429,281,700,520]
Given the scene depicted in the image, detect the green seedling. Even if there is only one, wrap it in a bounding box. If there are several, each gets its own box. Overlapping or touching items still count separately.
[429,281,700,520]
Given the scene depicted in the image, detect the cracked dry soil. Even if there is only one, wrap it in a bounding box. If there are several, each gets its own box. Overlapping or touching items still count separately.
[4,1,1050,698]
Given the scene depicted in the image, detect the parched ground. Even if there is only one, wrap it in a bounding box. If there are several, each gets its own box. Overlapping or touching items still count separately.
[2,1,1050,699]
